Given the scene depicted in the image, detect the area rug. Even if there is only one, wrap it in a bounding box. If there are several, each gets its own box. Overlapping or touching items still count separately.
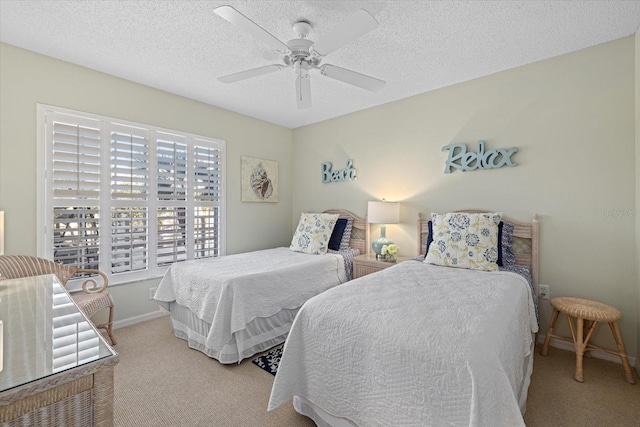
[252,345,283,376]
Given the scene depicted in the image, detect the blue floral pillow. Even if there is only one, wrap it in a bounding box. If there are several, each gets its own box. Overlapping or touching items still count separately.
[290,213,339,255]
[425,219,516,267]
[424,212,502,271]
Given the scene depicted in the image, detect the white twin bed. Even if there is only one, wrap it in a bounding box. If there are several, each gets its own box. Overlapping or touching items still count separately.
[268,210,540,426]
[154,209,366,364]
[154,207,540,425]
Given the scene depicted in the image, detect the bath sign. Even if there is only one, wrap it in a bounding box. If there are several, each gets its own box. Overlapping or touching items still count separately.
[442,140,518,173]
[322,159,357,183]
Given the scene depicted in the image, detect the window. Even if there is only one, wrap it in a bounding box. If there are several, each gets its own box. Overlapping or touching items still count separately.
[38,105,225,287]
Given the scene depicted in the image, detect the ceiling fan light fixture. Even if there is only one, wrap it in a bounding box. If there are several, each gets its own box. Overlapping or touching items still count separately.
[286,38,313,60]
[294,60,309,78]
[214,6,384,108]
[292,20,312,39]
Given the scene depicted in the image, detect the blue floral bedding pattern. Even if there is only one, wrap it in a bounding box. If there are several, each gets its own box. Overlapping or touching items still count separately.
[500,222,517,266]
[290,212,339,254]
[339,217,354,251]
[425,212,502,271]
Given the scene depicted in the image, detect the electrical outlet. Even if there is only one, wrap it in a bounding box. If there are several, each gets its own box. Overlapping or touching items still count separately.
[539,284,550,300]
[148,287,157,300]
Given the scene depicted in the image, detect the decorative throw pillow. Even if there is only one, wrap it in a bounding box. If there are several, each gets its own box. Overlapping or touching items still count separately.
[339,217,354,251]
[290,213,339,255]
[427,222,500,258]
[424,219,515,267]
[424,212,502,271]
[328,218,348,251]
[424,220,434,255]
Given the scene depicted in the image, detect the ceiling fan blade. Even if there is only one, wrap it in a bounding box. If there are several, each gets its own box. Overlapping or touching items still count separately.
[321,64,385,92]
[219,64,284,83]
[311,9,378,57]
[214,5,290,54]
[296,75,312,109]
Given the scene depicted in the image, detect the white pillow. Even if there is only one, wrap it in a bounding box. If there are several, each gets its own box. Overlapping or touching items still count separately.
[424,212,502,271]
[290,213,339,255]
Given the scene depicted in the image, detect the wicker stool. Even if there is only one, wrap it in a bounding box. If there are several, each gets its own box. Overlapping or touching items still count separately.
[541,296,635,384]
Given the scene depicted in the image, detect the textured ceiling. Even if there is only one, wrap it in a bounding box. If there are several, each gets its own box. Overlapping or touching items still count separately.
[1,1,639,129]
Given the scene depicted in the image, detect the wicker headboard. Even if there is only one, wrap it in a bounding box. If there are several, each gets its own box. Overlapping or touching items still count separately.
[417,210,539,290]
[323,209,367,255]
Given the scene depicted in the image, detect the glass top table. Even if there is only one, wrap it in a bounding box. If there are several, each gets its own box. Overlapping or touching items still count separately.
[0,274,116,393]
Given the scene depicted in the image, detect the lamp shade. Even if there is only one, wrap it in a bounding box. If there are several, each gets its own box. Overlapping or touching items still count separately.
[367,201,399,224]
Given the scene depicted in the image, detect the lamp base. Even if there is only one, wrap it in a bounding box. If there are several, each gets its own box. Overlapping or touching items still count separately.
[371,236,393,257]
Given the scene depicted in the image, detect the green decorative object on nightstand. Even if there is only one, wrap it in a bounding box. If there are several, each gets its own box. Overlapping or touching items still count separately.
[371,225,393,257]
[367,200,399,260]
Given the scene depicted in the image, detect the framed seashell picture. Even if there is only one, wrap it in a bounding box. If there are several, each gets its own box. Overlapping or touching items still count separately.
[241,156,279,203]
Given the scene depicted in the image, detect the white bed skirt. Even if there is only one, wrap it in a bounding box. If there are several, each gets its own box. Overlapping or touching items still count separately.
[161,301,298,364]
[292,334,537,426]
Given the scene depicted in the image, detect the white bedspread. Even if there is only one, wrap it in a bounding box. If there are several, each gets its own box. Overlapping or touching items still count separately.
[155,247,347,354]
[268,261,538,427]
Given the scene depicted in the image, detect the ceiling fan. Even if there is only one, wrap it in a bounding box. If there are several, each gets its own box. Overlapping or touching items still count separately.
[213,5,386,109]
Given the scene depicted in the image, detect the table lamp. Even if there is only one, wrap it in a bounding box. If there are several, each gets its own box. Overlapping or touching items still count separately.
[367,200,399,259]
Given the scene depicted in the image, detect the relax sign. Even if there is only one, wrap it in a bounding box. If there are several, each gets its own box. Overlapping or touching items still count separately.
[442,140,518,173]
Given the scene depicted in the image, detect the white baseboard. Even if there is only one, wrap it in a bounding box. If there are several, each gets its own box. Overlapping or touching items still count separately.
[537,334,637,367]
[113,309,169,330]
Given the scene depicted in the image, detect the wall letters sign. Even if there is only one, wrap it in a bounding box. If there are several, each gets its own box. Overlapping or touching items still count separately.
[442,140,518,174]
[321,159,357,183]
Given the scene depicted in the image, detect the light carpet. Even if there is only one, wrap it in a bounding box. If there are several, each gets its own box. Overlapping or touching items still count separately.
[113,315,639,426]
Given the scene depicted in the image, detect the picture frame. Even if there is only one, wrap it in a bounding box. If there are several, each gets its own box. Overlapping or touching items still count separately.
[241,156,279,203]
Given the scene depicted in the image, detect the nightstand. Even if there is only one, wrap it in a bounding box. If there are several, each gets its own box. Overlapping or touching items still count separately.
[353,253,413,279]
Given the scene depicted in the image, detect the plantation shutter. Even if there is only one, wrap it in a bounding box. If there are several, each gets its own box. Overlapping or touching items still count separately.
[41,104,226,286]
[110,124,150,274]
[157,132,188,201]
[193,142,223,202]
[156,132,188,265]
[157,207,187,265]
[51,119,101,200]
[49,112,102,270]
[52,207,100,270]
[193,141,222,259]
[110,124,150,201]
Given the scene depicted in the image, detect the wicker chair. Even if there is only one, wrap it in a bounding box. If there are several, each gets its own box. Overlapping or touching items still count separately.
[0,255,116,345]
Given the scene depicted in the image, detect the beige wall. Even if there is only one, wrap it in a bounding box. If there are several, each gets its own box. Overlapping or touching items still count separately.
[292,37,638,358]
[1,36,638,359]
[635,28,640,372]
[0,43,293,323]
